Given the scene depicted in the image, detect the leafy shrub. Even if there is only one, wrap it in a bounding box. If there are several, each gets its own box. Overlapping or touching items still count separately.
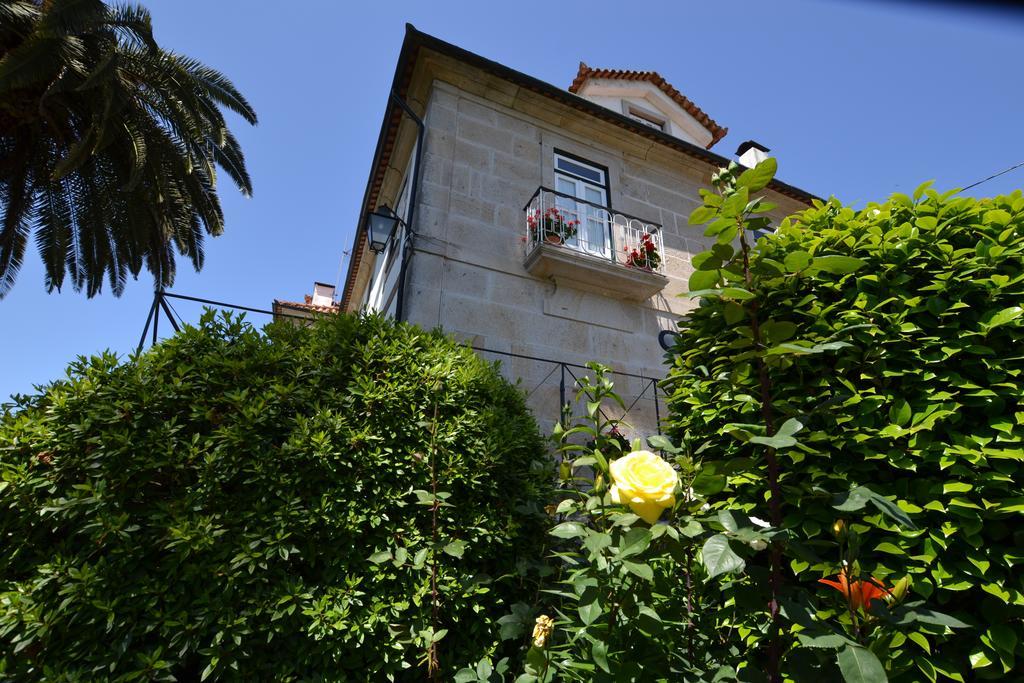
[0,312,551,681]
[668,168,1024,680]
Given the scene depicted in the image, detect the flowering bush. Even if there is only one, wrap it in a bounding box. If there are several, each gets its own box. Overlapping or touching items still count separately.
[508,365,785,681]
[528,206,579,244]
[624,232,661,270]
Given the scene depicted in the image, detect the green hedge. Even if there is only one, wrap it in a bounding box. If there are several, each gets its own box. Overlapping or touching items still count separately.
[667,185,1024,679]
[0,312,551,680]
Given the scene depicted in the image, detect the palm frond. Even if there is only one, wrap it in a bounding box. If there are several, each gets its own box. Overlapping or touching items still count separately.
[0,0,256,297]
[105,3,156,51]
[0,150,35,297]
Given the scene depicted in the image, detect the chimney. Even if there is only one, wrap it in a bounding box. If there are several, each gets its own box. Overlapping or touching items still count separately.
[311,281,336,307]
[736,140,770,168]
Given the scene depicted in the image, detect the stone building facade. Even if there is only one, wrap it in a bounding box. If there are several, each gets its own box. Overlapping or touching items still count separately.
[340,25,815,437]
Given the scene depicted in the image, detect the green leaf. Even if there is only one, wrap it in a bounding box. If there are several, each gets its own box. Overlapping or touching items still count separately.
[618,528,652,558]
[889,399,912,427]
[555,498,576,514]
[688,270,720,290]
[724,302,746,324]
[717,510,738,532]
[894,604,970,628]
[907,631,931,654]
[868,492,917,530]
[988,624,1017,654]
[776,418,804,438]
[701,534,745,578]
[810,255,867,275]
[983,306,1023,330]
[550,522,586,539]
[584,530,612,555]
[749,433,797,449]
[368,551,391,565]
[689,205,717,225]
[913,180,934,200]
[443,540,466,558]
[984,209,1012,226]
[578,587,602,625]
[722,187,749,217]
[762,320,798,344]
[722,287,755,300]
[784,251,812,272]
[692,250,721,270]
[691,470,726,495]
[832,486,871,512]
[797,632,853,649]
[623,560,654,580]
[735,157,777,192]
[836,644,888,683]
[647,434,680,453]
[592,640,610,673]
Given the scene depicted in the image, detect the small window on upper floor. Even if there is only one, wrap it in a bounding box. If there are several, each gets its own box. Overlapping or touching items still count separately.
[626,106,666,132]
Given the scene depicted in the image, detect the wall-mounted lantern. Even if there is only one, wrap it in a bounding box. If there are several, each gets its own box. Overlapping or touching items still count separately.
[365,205,403,254]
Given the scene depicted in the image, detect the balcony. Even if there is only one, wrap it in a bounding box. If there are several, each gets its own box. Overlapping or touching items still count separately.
[522,187,668,301]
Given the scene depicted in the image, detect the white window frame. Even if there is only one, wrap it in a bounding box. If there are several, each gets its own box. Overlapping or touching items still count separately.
[626,107,666,132]
[553,153,611,258]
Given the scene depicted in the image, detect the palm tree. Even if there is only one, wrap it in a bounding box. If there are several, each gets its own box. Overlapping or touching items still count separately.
[0,0,256,298]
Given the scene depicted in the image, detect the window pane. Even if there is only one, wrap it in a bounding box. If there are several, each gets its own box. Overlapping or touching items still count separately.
[556,157,603,184]
[585,187,603,204]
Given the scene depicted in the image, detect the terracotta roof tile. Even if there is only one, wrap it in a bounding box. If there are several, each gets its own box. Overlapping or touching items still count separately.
[568,62,727,149]
[273,298,340,315]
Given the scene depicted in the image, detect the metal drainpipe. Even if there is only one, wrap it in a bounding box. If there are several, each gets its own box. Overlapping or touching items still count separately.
[390,89,425,324]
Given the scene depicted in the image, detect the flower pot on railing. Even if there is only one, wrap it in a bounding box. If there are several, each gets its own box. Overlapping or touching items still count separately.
[624,233,661,272]
[528,207,579,247]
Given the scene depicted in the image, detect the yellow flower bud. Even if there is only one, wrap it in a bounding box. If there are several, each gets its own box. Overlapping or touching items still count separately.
[594,473,605,493]
[532,614,555,648]
[559,460,571,481]
[832,519,847,541]
[889,576,911,603]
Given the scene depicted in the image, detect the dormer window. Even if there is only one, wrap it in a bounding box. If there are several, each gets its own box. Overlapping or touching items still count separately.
[569,63,728,148]
[626,105,666,132]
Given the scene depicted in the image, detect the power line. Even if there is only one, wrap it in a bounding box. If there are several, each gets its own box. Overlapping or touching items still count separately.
[961,160,1024,192]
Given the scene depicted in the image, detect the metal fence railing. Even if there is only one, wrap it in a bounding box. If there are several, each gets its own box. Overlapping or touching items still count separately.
[135,291,665,440]
[473,346,665,440]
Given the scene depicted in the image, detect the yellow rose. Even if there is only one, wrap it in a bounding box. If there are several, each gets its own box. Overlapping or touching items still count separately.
[609,450,679,524]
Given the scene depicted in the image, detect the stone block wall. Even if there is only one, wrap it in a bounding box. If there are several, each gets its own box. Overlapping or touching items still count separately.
[402,79,806,437]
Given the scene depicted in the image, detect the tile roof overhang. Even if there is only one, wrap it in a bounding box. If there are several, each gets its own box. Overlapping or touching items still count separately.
[568,63,728,149]
[273,296,340,315]
[340,24,821,310]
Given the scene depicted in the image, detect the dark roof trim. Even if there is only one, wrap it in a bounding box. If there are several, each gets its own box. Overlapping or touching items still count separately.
[341,24,821,309]
[736,140,771,156]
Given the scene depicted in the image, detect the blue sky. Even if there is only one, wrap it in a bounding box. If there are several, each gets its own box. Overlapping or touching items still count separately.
[3,0,1023,401]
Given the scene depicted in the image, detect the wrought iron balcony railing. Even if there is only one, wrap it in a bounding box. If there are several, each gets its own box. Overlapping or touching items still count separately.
[523,186,666,275]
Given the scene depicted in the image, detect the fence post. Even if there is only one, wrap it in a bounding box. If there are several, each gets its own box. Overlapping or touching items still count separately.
[559,363,566,428]
[653,378,662,435]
